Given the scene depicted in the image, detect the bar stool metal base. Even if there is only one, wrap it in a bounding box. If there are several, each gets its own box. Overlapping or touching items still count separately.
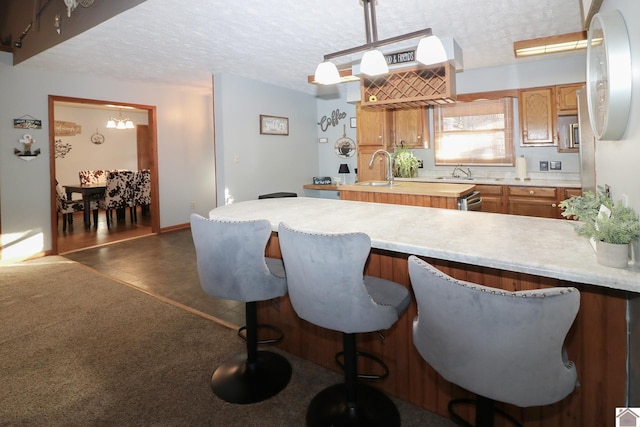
[448,396,522,427]
[306,383,400,427]
[211,350,292,404]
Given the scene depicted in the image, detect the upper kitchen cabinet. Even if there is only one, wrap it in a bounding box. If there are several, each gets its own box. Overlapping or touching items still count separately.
[556,84,582,113]
[519,87,555,146]
[390,107,428,149]
[356,104,391,147]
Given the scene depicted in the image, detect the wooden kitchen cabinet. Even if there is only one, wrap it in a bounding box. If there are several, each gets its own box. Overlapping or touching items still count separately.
[564,187,582,199]
[474,184,505,214]
[356,104,390,147]
[357,147,387,182]
[556,83,583,113]
[475,184,581,218]
[508,186,563,218]
[519,87,555,146]
[390,107,428,149]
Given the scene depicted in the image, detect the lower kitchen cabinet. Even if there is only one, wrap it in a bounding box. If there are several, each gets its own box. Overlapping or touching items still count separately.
[476,184,581,218]
[474,184,504,214]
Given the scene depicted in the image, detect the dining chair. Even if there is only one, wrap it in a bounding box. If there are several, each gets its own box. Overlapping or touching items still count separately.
[78,170,107,186]
[99,170,135,227]
[55,181,98,231]
[133,169,151,221]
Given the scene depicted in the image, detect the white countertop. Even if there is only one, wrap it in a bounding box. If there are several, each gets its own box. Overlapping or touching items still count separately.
[209,197,640,293]
[397,176,582,188]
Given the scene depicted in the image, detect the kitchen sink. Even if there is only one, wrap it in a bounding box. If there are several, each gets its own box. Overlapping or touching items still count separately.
[435,176,475,181]
[357,181,401,186]
[433,177,503,182]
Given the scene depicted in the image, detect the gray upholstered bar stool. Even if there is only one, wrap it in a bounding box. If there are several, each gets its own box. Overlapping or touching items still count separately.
[278,222,410,427]
[190,214,292,404]
[408,255,580,427]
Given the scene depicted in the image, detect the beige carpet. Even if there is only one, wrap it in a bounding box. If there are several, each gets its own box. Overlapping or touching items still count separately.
[0,256,455,426]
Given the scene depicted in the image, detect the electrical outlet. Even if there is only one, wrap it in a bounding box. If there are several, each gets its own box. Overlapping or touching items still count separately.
[417,159,424,168]
[191,201,196,209]
[550,161,562,170]
[539,161,549,171]
[234,154,240,163]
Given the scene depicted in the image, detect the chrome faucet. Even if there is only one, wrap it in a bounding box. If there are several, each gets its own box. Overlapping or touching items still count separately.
[452,166,472,179]
[369,149,394,185]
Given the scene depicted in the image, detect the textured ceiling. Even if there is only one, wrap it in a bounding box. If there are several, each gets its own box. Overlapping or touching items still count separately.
[20,0,585,95]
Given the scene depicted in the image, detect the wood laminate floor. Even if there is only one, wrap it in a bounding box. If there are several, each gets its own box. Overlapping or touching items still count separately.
[61,214,245,327]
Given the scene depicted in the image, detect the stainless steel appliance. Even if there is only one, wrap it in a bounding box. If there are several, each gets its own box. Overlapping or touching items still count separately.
[458,191,482,211]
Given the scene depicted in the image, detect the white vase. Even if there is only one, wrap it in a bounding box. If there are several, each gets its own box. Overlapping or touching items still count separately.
[596,241,630,269]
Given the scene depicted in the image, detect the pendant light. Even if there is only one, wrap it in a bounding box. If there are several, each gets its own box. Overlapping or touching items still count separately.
[106,110,135,130]
[313,0,446,84]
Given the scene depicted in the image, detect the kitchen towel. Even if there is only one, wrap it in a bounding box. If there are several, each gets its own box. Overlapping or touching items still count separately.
[516,156,527,180]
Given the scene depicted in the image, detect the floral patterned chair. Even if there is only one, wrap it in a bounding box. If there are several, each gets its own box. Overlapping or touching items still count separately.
[133,169,151,221]
[78,170,107,186]
[55,182,98,232]
[98,170,135,228]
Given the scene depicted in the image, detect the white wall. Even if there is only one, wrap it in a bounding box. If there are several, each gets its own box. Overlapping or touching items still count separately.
[213,74,318,206]
[316,93,357,184]
[595,0,640,210]
[54,105,148,189]
[0,51,215,261]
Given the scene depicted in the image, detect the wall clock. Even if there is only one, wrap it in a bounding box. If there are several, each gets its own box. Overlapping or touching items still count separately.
[586,10,632,141]
[91,130,105,145]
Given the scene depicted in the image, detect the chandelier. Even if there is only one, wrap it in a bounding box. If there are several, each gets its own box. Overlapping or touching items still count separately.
[314,0,447,84]
[106,110,135,130]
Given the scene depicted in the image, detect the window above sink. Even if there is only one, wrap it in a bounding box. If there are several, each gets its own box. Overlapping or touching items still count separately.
[433,98,515,166]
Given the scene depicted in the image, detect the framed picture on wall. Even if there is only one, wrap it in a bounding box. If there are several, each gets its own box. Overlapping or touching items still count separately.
[260,115,289,135]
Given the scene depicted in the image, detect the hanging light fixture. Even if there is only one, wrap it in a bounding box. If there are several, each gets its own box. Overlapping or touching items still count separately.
[313,0,447,84]
[106,110,135,130]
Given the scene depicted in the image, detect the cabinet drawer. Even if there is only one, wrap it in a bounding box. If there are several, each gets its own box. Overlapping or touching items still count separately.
[474,184,503,196]
[508,186,557,198]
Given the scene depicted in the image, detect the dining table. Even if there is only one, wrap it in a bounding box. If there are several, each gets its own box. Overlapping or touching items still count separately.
[64,183,106,229]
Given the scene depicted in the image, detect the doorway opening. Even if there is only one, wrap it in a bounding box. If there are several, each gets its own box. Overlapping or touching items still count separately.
[48,95,160,254]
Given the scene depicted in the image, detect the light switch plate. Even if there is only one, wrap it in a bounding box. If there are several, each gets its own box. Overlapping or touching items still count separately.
[539,161,549,171]
[550,161,562,170]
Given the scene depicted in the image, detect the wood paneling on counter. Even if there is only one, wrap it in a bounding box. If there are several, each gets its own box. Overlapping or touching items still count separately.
[260,235,626,427]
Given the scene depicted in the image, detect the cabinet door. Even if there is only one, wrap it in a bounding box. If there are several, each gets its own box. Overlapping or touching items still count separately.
[474,184,504,214]
[508,186,561,218]
[556,84,583,113]
[357,148,387,182]
[356,104,389,147]
[391,107,428,149]
[519,88,555,145]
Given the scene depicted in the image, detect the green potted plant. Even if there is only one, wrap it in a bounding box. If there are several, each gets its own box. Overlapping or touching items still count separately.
[392,146,419,178]
[559,186,640,268]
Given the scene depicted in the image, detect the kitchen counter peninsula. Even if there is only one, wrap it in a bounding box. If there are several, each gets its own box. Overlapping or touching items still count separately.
[209,197,638,426]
